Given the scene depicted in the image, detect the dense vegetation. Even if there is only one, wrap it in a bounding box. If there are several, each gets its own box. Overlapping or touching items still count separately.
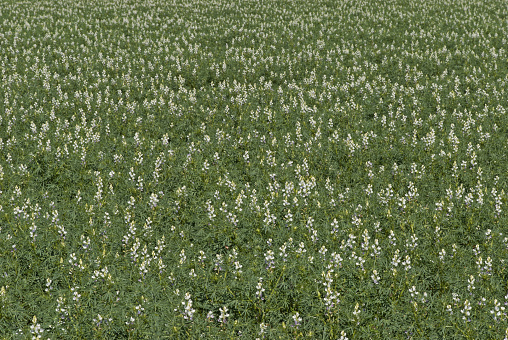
[0,0,507,338]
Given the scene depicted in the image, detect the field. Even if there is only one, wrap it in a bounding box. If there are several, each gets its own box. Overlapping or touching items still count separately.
[1,0,508,338]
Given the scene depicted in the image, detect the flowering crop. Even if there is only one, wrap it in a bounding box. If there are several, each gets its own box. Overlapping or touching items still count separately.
[0,0,508,338]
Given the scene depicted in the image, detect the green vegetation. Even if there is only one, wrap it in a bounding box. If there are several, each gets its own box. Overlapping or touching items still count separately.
[0,0,507,338]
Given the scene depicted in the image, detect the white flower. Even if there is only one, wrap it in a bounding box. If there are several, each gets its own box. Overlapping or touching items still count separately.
[292,312,302,327]
[219,306,229,323]
[338,330,349,340]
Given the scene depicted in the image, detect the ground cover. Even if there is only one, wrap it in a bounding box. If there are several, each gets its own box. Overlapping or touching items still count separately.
[0,0,507,338]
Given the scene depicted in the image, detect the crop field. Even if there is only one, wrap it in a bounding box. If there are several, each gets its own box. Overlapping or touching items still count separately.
[1,0,508,338]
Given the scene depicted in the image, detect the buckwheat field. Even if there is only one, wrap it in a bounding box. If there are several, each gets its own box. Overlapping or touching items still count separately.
[1,0,507,338]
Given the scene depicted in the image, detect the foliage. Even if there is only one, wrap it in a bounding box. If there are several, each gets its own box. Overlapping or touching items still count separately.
[0,0,507,339]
